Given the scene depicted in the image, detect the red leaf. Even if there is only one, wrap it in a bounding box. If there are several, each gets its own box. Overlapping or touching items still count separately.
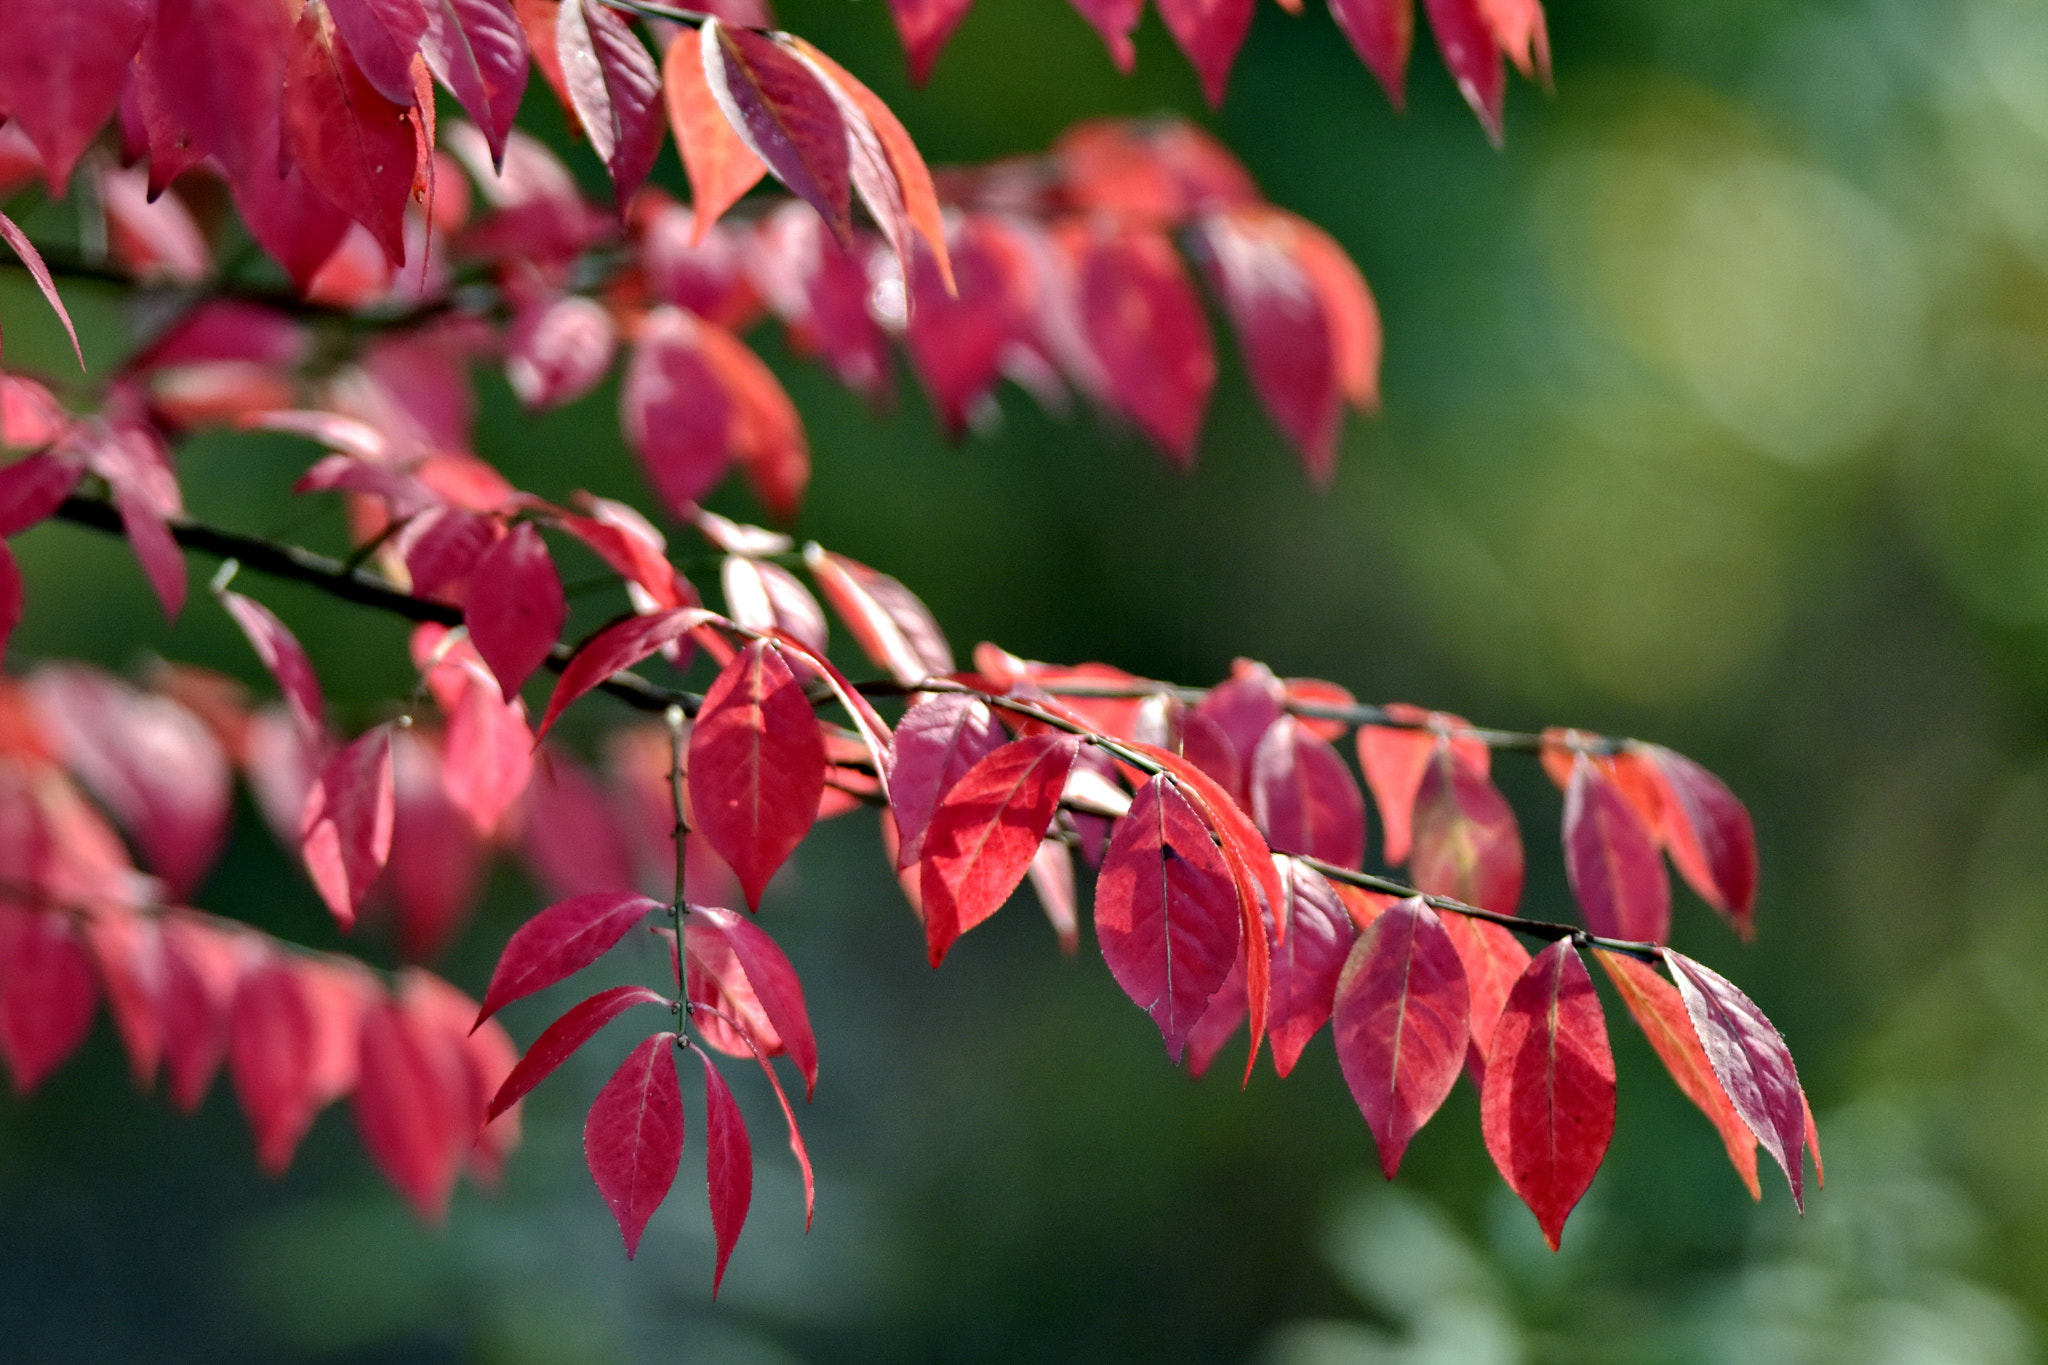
[1327,0,1413,108]
[748,206,892,403]
[537,605,718,738]
[761,632,896,788]
[701,20,852,246]
[407,0,528,165]
[1249,715,1367,870]
[228,958,327,1172]
[803,544,954,686]
[1268,859,1355,1077]
[1094,774,1242,1062]
[688,904,817,1099]
[488,982,671,1119]
[919,733,1081,965]
[1409,742,1522,915]
[476,890,661,1026]
[219,590,328,741]
[663,33,766,243]
[136,0,291,179]
[586,1030,685,1258]
[684,918,783,1058]
[886,692,1004,869]
[556,0,664,211]
[1076,226,1215,468]
[1195,207,1343,482]
[1481,940,1614,1250]
[556,495,692,611]
[1155,0,1255,107]
[1476,0,1548,83]
[0,0,149,191]
[385,731,485,961]
[688,640,827,909]
[1356,707,1486,865]
[1634,744,1758,938]
[159,913,250,1113]
[898,214,1029,438]
[442,669,534,836]
[0,904,99,1097]
[300,724,397,929]
[695,317,809,523]
[720,555,827,657]
[1290,213,1383,411]
[1333,897,1469,1177]
[1436,910,1526,1082]
[621,306,738,517]
[789,39,955,295]
[506,294,619,411]
[885,0,974,85]
[1195,659,1286,797]
[1595,949,1760,1200]
[27,665,232,898]
[1423,0,1506,144]
[463,521,566,699]
[83,422,186,620]
[690,995,815,1228]
[81,912,164,1086]
[0,449,86,537]
[282,0,417,263]
[696,1043,753,1295]
[1563,755,1670,944]
[1066,0,1143,72]
[1027,838,1081,954]
[1665,949,1808,1209]
[354,990,472,1221]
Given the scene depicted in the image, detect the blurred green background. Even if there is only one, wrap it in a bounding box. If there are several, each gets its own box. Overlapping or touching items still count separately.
[7,0,2048,1360]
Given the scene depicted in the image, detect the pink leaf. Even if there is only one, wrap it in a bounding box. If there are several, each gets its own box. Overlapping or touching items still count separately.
[1408,741,1522,916]
[227,958,324,1172]
[428,0,529,164]
[1093,774,1242,1063]
[83,422,186,620]
[441,671,534,836]
[885,0,975,85]
[385,731,486,962]
[281,0,416,263]
[1328,0,1413,108]
[1481,940,1614,1249]
[506,294,619,411]
[885,692,1004,870]
[1333,896,1469,1177]
[219,590,327,741]
[720,554,827,658]
[0,210,84,369]
[620,305,737,518]
[300,724,397,929]
[556,0,664,210]
[536,606,718,738]
[919,734,1081,965]
[1268,859,1355,1077]
[158,913,251,1113]
[1356,707,1487,866]
[1027,836,1081,954]
[0,904,99,1097]
[0,541,19,662]
[0,0,149,190]
[585,1030,685,1258]
[700,20,853,247]
[689,903,818,1100]
[1154,0,1255,107]
[464,521,566,699]
[1423,0,1506,144]
[695,1043,753,1295]
[1076,226,1215,468]
[1436,909,1527,1083]
[488,983,671,1119]
[1249,715,1367,870]
[1066,0,1142,72]
[1634,744,1758,937]
[476,890,662,1027]
[1665,949,1808,1209]
[802,544,953,686]
[0,449,86,537]
[354,989,472,1221]
[688,640,827,910]
[137,0,291,181]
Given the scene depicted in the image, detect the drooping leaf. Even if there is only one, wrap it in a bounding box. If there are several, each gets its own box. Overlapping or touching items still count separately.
[700,20,853,247]
[1633,743,1758,938]
[300,724,397,929]
[1154,0,1256,107]
[1476,0,1549,83]
[621,305,739,517]
[1481,940,1614,1250]
[1076,225,1216,468]
[536,605,718,738]
[0,449,86,537]
[463,520,566,699]
[886,692,1004,869]
[720,555,827,657]
[684,918,784,1058]
[1408,741,1522,916]
[421,0,529,164]
[885,0,975,86]
[0,904,99,1097]
[158,913,250,1113]
[227,958,323,1172]
[1562,754,1670,944]
[476,890,663,1027]
[687,904,818,1100]
[487,982,671,1119]
[1268,859,1356,1077]
[281,0,417,263]
[441,658,535,837]
[688,640,828,910]
[585,1030,685,1258]
[506,294,619,411]
[219,590,328,741]
[556,0,664,210]
[919,734,1082,964]
[1094,774,1242,1062]
[1665,949,1807,1209]
[1356,707,1486,866]
[385,730,486,962]
[662,29,765,242]
[693,317,809,522]
[1066,0,1143,72]
[803,544,954,685]
[690,993,815,1229]
[134,0,291,180]
[1436,909,1527,1082]
[354,990,472,1222]
[1422,0,1506,144]
[1248,715,1367,870]
[0,0,150,190]
[82,422,186,620]
[1332,896,1470,1177]
[1027,837,1081,954]
[695,1043,753,1295]
[1594,949,1760,1200]
[1327,0,1413,108]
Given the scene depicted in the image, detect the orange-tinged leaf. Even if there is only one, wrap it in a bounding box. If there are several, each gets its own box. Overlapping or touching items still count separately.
[1563,754,1669,943]
[803,544,953,685]
[1436,910,1527,1082]
[281,0,416,264]
[663,30,765,242]
[1409,742,1521,916]
[1475,0,1548,83]
[919,733,1081,964]
[701,20,853,247]
[695,317,809,522]
[1632,743,1758,938]
[1665,949,1808,1210]
[1595,949,1761,1200]
[1481,940,1613,1249]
